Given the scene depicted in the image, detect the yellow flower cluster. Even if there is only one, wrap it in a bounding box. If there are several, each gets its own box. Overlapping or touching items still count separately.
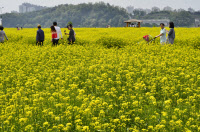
[0,27,200,131]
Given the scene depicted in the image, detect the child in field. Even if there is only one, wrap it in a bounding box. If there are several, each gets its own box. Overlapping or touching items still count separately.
[0,26,8,43]
[51,26,58,46]
[155,23,167,44]
[65,24,76,44]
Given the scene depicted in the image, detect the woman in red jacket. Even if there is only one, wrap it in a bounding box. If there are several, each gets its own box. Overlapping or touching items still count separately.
[51,26,58,46]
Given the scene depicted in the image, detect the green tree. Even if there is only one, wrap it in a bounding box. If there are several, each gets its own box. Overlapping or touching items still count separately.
[67,21,73,26]
[170,11,194,27]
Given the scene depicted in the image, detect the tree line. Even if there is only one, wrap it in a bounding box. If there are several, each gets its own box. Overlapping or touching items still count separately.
[2,2,129,28]
[2,2,200,28]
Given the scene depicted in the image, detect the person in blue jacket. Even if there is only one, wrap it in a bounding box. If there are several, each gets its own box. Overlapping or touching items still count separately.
[36,24,45,46]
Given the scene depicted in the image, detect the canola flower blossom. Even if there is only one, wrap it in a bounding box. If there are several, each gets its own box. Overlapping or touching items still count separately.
[0,27,200,131]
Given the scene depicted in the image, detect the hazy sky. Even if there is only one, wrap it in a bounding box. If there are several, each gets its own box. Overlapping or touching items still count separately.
[1,0,200,13]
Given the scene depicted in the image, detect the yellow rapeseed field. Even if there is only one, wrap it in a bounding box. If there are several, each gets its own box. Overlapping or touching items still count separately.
[0,27,200,132]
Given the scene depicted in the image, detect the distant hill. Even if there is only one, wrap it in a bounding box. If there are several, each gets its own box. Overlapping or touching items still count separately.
[3,2,130,28]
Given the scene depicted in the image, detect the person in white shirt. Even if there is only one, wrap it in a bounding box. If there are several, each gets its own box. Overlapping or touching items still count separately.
[155,23,167,45]
[53,22,63,44]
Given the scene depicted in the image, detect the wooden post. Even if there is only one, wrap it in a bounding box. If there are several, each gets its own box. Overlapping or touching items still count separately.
[126,22,129,27]
[138,22,141,28]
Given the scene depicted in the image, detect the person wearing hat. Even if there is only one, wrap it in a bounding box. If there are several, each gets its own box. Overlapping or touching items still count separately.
[0,26,8,43]
[36,24,45,46]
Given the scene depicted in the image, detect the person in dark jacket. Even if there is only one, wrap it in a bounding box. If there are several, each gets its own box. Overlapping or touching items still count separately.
[167,22,175,44]
[36,24,45,46]
[65,24,75,44]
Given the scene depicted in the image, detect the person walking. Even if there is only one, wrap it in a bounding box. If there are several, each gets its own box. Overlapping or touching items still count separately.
[36,24,45,46]
[65,24,76,44]
[51,26,58,46]
[53,22,63,45]
[167,22,175,44]
[0,26,8,43]
[155,23,167,45]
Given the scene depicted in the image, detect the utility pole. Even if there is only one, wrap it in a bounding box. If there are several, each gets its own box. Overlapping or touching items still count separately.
[0,7,4,26]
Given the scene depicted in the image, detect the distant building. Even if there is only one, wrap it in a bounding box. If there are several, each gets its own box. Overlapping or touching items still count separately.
[27,7,36,12]
[126,6,134,14]
[19,3,46,13]
[19,5,27,13]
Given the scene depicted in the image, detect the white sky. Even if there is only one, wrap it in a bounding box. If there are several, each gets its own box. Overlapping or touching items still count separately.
[1,0,200,13]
